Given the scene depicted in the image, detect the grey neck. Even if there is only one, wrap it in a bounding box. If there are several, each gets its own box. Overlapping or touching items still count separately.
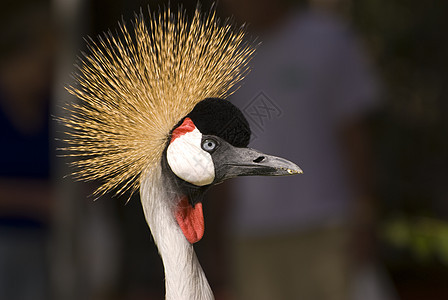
[140,167,214,300]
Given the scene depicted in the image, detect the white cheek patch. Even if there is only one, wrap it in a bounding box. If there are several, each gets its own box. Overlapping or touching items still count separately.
[167,128,215,186]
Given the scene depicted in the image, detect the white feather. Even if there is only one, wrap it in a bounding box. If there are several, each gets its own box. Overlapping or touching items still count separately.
[167,129,215,186]
[140,167,214,300]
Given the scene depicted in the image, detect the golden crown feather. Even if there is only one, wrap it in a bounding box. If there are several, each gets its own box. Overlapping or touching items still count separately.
[59,5,256,197]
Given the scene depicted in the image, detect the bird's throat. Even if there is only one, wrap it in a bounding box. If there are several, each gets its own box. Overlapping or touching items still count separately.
[141,170,213,299]
[175,196,205,244]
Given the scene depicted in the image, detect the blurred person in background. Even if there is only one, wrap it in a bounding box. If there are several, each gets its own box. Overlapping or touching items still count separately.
[0,1,56,300]
[219,0,393,299]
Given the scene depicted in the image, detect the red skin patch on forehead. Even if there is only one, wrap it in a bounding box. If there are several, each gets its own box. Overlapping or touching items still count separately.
[170,117,196,144]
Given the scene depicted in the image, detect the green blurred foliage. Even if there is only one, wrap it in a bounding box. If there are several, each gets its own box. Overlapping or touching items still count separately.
[382,217,448,266]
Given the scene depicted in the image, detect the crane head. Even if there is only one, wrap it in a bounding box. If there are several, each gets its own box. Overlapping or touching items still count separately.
[60,6,301,246]
[164,98,302,243]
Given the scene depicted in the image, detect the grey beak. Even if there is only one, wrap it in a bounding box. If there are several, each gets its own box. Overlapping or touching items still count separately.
[214,144,302,183]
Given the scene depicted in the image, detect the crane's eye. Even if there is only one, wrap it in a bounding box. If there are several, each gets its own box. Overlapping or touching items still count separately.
[202,138,217,152]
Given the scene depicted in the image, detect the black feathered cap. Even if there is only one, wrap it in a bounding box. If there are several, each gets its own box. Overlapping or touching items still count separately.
[185,98,251,147]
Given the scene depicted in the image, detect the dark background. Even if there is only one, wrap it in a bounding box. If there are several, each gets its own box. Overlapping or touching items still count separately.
[0,0,447,299]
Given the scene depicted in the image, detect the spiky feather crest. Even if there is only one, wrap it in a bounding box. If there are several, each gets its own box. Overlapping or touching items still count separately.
[61,5,255,196]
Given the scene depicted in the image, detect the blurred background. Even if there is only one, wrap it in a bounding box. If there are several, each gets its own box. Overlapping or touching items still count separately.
[0,0,447,299]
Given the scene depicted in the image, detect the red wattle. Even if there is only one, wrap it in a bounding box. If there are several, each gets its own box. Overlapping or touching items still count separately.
[175,196,205,244]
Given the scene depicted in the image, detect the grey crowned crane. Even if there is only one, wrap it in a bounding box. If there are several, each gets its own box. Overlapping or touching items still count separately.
[61,6,301,300]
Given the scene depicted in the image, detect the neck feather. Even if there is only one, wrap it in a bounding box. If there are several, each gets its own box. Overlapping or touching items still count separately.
[140,167,214,300]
